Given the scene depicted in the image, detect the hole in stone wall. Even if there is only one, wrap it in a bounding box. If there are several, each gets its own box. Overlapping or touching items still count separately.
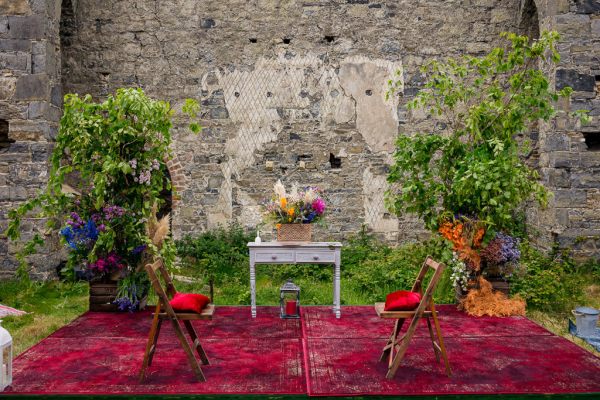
[324,35,336,43]
[249,38,258,43]
[329,153,342,169]
[365,89,372,96]
[0,119,14,150]
[283,38,291,44]
[583,133,600,151]
[518,0,540,40]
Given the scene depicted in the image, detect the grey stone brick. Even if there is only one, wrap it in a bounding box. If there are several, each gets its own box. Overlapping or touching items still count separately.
[14,73,50,100]
[555,69,595,92]
[575,0,600,14]
[7,16,45,40]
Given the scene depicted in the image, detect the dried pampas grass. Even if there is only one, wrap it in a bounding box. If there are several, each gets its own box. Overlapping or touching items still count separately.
[460,277,526,317]
[152,214,170,247]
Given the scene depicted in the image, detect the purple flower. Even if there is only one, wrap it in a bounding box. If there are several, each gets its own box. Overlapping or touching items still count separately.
[132,244,147,255]
[98,224,106,232]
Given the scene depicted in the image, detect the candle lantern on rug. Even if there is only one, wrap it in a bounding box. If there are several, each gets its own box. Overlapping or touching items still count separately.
[0,320,12,391]
[280,279,300,319]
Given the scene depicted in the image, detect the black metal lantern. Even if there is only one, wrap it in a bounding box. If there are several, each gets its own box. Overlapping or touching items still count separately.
[280,279,300,319]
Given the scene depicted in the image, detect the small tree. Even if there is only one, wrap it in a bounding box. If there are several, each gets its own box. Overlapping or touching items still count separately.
[386,31,588,233]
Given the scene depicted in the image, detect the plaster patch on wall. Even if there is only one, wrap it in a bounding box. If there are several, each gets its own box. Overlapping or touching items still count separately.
[205,52,404,231]
[363,166,399,236]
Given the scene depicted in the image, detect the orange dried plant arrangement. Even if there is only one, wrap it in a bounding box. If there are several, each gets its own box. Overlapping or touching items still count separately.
[459,276,526,317]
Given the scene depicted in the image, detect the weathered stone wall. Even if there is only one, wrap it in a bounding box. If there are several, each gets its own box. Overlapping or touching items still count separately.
[0,0,599,278]
[57,0,521,244]
[0,0,63,279]
[525,0,600,259]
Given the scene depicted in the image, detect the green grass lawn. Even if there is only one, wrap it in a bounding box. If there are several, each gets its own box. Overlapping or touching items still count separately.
[2,274,599,358]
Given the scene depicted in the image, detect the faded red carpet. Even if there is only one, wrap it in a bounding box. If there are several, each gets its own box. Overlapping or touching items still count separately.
[7,305,600,396]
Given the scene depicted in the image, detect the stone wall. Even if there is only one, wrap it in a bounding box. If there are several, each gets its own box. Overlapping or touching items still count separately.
[57,0,520,244]
[0,0,63,279]
[526,0,600,259]
[0,0,598,278]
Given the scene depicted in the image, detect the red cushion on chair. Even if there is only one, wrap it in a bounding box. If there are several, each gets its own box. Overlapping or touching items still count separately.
[384,290,422,311]
[169,292,210,313]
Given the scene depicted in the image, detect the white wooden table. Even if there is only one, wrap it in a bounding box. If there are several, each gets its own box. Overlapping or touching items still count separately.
[248,241,343,318]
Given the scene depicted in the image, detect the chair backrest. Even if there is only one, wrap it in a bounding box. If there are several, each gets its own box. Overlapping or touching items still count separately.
[410,256,446,312]
[145,258,178,316]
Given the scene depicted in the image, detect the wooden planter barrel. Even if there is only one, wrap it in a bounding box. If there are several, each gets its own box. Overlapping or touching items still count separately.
[89,281,119,312]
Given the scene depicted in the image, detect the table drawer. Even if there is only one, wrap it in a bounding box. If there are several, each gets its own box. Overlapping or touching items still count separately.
[295,251,336,263]
[254,251,295,263]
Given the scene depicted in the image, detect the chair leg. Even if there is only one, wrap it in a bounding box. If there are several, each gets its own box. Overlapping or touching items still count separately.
[184,320,210,365]
[171,319,206,382]
[380,318,405,362]
[432,308,451,377]
[139,311,160,382]
[147,319,163,366]
[386,315,420,379]
[426,316,441,362]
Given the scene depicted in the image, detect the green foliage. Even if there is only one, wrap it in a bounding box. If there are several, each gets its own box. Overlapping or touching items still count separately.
[176,223,254,285]
[4,88,200,279]
[386,31,588,233]
[511,242,594,311]
[348,234,455,304]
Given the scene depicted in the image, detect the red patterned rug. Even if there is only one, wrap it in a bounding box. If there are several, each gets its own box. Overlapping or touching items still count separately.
[6,305,600,396]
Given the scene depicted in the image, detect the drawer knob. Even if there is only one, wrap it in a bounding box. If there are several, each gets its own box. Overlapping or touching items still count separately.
[271,255,277,260]
[313,255,319,260]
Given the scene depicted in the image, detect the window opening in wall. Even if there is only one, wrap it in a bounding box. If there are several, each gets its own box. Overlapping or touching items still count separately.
[0,119,14,151]
[583,133,600,151]
[249,38,257,43]
[329,153,342,169]
[283,38,291,44]
[324,35,336,43]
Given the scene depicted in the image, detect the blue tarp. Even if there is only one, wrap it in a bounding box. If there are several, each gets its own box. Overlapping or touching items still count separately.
[569,319,600,352]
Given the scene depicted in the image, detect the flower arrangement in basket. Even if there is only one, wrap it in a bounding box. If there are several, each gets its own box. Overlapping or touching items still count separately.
[263,180,326,241]
[439,215,525,317]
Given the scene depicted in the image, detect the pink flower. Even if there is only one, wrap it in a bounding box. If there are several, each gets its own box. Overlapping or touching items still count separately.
[312,198,326,215]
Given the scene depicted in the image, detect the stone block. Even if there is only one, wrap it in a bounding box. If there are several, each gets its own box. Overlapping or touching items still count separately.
[553,189,587,207]
[7,16,44,39]
[0,50,29,71]
[542,134,570,151]
[27,100,48,119]
[0,39,31,52]
[0,186,8,201]
[549,151,580,168]
[9,120,48,141]
[0,76,16,100]
[571,171,600,188]
[555,69,595,92]
[9,186,26,200]
[14,73,50,100]
[592,19,600,36]
[50,85,62,107]
[30,143,48,162]
[581,152,600,168]
[575,0,600,14]
[0,16,7,34]
[0,0,31,15]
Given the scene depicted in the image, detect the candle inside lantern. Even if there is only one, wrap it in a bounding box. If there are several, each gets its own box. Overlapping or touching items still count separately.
[285,300,297,316]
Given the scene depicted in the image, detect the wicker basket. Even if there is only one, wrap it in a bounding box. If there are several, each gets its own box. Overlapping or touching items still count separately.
[277,224,312,242]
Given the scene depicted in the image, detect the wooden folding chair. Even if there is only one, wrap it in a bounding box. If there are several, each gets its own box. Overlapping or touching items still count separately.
[139,258,215,382]
[375,256,451,379]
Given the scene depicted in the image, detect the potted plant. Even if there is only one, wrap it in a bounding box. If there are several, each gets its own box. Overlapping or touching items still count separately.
[5,88,200,311]
[385,31,589,315]
[263,180,326,241]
